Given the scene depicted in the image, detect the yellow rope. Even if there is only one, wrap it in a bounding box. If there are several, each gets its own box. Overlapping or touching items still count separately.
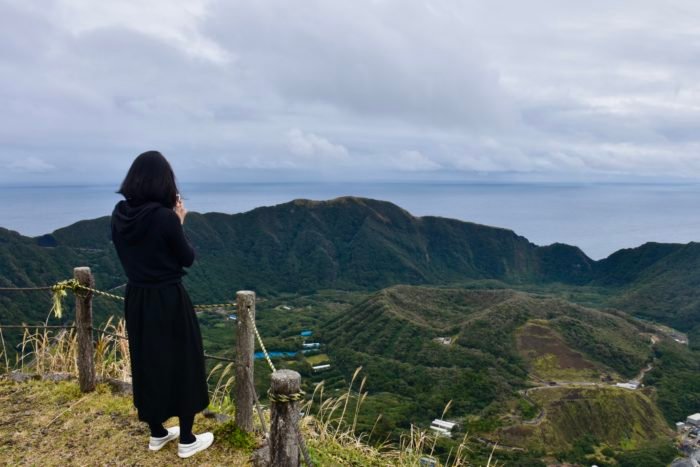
[49,279,237,318]
[192,302,237,310]
[74,284,236,310]
[50,279,80,319]
[267,389,305,403]
[246,305,277,373]
[74,283,124,302]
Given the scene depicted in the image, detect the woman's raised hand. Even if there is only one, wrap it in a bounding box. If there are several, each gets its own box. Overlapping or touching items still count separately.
[174,196,188,224]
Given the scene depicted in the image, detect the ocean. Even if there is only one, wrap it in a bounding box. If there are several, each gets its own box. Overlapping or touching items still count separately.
[1,182,699,260]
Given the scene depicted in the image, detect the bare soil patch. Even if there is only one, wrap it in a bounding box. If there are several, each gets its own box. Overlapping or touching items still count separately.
[517,322,596,371]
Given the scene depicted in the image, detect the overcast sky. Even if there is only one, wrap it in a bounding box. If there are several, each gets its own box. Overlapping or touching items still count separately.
[1,0,700,184]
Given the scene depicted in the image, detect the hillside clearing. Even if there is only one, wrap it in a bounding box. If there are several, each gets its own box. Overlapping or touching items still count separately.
[497,385,673,453]
[516,321,602,382]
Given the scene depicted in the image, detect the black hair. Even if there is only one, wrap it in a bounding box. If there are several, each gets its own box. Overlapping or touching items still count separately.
[117,151,179,208]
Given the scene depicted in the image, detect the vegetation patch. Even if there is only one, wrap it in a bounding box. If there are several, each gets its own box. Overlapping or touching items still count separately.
[305,353,330,365]
[497,386,673,454]
[517,322,601,381]
[213,420,257,451]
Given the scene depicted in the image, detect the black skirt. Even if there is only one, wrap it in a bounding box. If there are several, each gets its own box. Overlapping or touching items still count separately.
[124,282,210,424]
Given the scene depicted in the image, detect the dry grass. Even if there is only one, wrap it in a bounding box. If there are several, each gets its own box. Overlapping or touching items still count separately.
[4,318,131,382]
[207,362,236,415]
[0,327,10,374]
[0,317,259,465]
[93,317,131,382]
[0,378,251,466]
[301,367,498,466]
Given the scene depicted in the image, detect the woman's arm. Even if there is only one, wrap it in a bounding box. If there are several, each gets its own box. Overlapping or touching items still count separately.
[162,209,195,267]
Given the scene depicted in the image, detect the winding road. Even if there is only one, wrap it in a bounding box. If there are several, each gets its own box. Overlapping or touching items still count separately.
[474,360,657,452]
[516,363,654,426]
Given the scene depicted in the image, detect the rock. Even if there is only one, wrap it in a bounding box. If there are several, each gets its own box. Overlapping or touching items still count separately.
[215,413,231,423]
[100,377,132,395]
[251,439,270,467]
[203,408,232,423]
[8,372,40,383]
[42,372,73,382]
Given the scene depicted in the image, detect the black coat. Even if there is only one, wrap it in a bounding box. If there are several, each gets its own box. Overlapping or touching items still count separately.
[111,200,209,423]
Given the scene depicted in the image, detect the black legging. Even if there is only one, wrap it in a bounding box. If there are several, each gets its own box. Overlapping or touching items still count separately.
[149,414,196,444]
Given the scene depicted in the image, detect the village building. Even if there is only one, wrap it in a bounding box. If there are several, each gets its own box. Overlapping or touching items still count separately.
[433,337,452,345]
[429,419,457,438]
[686,413,700,427]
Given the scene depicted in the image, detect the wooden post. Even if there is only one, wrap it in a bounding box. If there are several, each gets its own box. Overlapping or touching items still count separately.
[74,267,96,393]
[270,370,301,467]
[235,290,256,432]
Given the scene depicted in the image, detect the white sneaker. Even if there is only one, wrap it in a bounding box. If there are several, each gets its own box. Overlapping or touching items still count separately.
[178,432,214,459]
[148,426,180,451]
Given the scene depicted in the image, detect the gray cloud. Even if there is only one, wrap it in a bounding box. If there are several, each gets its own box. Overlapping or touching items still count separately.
[1,0,699,183]
[286,129,350,162]
[389,150,442,172]
[6,156,56,173]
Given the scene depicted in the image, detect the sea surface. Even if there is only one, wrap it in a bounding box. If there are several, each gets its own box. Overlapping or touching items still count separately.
[1,182,699,260]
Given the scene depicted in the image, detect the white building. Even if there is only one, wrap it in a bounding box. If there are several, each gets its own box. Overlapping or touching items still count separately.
[615,382,639,390]
[686,413,700,427]
[303,342,321,349]
[430,419,457,438]
[676,422,687,432]
[433,337,452,345]
[312,364,331,372]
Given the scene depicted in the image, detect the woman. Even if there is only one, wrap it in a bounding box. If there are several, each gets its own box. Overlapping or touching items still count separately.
[111,151,214,459]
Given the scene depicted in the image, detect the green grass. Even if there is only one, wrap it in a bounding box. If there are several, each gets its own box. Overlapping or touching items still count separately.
[213,420,257,451]
[306,353,330,365]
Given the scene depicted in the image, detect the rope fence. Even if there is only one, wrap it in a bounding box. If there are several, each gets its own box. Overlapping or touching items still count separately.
[0,271,312,466]
[245,304,276,373]
[90,328,128,341]
[0,323,246,366]
[0,324,76,330]
[203,353,236,363]
[0,280,237,317]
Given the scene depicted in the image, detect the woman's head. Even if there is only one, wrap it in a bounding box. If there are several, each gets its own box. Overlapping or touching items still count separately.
[118,151,179,208]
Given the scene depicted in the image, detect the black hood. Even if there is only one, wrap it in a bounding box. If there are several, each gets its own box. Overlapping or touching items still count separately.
[111,200,162,243]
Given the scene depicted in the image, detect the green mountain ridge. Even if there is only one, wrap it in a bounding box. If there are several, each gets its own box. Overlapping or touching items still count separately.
[2,196,698,343]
